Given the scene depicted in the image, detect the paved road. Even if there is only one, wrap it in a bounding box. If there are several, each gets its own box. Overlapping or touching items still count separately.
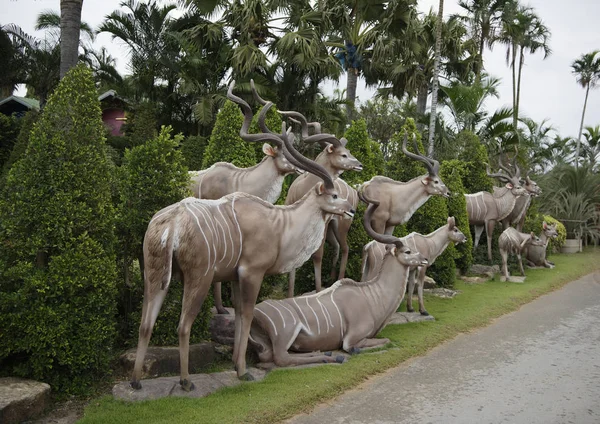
[288,272,600,424]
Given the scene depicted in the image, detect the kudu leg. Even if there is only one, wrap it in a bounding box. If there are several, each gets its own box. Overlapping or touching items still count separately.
[233,274,263,380]
[130,282,169,389]
[178,273,212,392]
[406,269,417,313]
[213,281,229,315]
[326,223,340,281]
[273,350,343,367]
[500,251,509,280]
[416,266,428,316]
[344,335,390,354]
[473,225,484,250]
[287,269,296,298]
[517,253,525,276]
[335,218,352,280]
[486,220,495,263]
[312,238,327,292]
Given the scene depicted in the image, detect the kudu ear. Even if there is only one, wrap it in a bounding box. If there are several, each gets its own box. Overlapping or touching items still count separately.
[262,143,276,157]
[326,143,335,153]
[530,232,536,238]
[340,137,348,147]
[447,216,456,228]
[505,183,514,189]
[421,176,431,186]
[314,181,326,195]
[542,221,548,230]
[385,245,397,256]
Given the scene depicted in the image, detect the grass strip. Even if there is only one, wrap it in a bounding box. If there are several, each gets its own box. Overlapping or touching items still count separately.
[80,249,600,424]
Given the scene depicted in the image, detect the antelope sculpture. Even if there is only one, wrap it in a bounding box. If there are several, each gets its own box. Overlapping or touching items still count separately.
[358,135,449,235]
[525,221,558,268]
[465,166,528,262]
[361,217,467,316]
[248,202,428,367]
[499,227,545,280]
[283,113,362,297]
[130,83,356,391]
[490,159,542,231]
[189,143,299,203]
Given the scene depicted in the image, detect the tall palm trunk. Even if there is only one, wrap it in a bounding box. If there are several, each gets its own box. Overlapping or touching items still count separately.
[427,0,444,157]
[576,83,591,169]
[60,0,83,78]
[511,43,518,129]
[346,67,358,123]
[515,45,525,130]
[416,81,428,132]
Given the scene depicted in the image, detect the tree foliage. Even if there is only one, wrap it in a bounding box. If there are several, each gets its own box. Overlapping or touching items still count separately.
[0,64,117,394]
[455,130,493,193]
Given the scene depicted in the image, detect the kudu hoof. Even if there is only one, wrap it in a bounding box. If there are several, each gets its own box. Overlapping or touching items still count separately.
[240,373,255,382]
[420,311,430,316]
[335,355,346,364]
[349,347,361,355]
[406,308,415,313]
[130,380,142,390]
[180,379,195,392]
[216,308,230,315]
[324,351,332,357]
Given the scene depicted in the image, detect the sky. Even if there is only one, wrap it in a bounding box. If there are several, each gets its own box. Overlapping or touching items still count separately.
[2,0,600,139]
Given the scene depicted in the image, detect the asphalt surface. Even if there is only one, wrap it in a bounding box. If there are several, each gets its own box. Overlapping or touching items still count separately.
[288,271,600,424]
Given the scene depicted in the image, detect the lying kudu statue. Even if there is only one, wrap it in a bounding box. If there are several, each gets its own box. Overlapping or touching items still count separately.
[130,83,355,391]
[498,227,545,280]
[465,165,528,262]
[358,134,449,235]
[248,202,428,367]
[283,113,362,297]
[525,221,558,268]
[361,217,467,316]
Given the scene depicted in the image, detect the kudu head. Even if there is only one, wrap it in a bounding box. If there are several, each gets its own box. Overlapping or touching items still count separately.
[542,221,558,239]
[363,201,429,267]
[261,143,301,176]
[522,232,545,249]
[402,133,449,198]
[446,216,468,245]
[522,171,542,197]
[228,81,355,219]
[260,93,362,176]
[487,158,528,197]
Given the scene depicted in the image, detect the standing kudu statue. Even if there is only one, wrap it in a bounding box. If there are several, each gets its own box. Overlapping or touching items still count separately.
[525,221,558,268]
[361,217,467,316]
[282,113,363,297]
[248,202,428,367]
[130,82,356,391]
[498,227,545,280]
[465,165,528,262]
[490,158,542,231]
[358,134,449,235]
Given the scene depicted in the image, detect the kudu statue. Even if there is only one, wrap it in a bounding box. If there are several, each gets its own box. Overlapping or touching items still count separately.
[190,81,303,314]
[248,202,428,367]
[498,227,545,280]
[283,113,363,297]
[490,158,542,231]
[525,221,558,268]
[465,165,528,262]
[361,217,467,316]
[130,82,355,391]
[358,134,449,235]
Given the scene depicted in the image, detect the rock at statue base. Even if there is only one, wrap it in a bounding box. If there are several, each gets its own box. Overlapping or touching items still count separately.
[423,288,460,298]
[0,377,51,424]
[119,342,218,379]
[386,312,435,325]
[500,276,526,283]
[469,264,500,279]
[423,276,436,289]
[460,275,489,284]
[113,368,267,402]
[210,307,235,345]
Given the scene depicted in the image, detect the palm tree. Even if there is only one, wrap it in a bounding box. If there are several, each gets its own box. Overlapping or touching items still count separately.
[60,0,84,78]
[0,25,29,97]
[498,4,551,129]
[453,0,509,79]
[427,0,444,155]
[580,125,600,170]
[571,50,600,168]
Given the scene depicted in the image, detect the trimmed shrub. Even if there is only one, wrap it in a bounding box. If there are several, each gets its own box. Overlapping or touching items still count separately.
[181,135,207,170]
[202,100,257,169]
[343,118,381,186]
[0,64,117,394]
[0,113,21,170]
[440,160,473,275]
[456,131,493,194]
[1,110,38,178]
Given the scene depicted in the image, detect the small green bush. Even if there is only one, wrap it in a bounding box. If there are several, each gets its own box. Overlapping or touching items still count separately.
[1,110,38,178]
[202,100,257,169]
[181,135,207,170]
[0,113,21,170]
[456,131,493,194]
[0,64,118,395]
[440,160,473,275]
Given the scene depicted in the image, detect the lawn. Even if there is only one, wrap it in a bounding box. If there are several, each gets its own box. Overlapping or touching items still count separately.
[80,248,600,424]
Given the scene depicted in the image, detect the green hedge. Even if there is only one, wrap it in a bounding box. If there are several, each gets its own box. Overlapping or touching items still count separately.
[1,110,38,179]
[0,64,118,395]
[181,135,207,170]
[456,131,493,194]
[0,113,21,170]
